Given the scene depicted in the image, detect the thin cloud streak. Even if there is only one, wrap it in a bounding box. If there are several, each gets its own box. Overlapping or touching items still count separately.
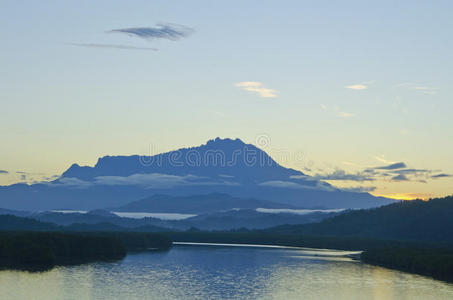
[345,84,367,90]
[313,169,374,182]
[374,156,395,164]
[313,160,452,185]
[236,82,278,98]
[431,174,452,179]
[374,162,407,170]
[67,43,158,51]
[342,186,377,193]
[395,82,438,95]
[337,111,355,118]
[321,104,355,118]
[109,23,194,41]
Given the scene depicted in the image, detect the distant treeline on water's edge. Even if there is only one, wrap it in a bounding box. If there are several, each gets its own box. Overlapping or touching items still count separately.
[0,231,172,271]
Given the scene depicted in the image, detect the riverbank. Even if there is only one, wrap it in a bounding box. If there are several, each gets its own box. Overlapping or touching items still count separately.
[168,231,453,283]
[362,247,453,283]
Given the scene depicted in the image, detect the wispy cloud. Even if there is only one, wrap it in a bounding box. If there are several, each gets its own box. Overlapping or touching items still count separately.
[391,174,409,181]
[392,168,429,175]
[345,84,367,90]
[414,86,437,95]
[94,173,202,188]
[373,162,407,170]
[431,173,452,179]
[49,173,238,189]
[68,23,192,52]
[0,170,8,175]
[313,159,451,187]
[321,104,355,118]
[212,111,226,117]
[394,82,413,88]
[235,82,278,98]
[313,169,374,182]
[56,177,94,188]
[109,23,194,41]
[342,186,377,193]
[365,162,433,182]
[68,43,158,51]
[374,156,395,164]
[337,111,355,118]
[259,180,335,192]
[395,82,438,95]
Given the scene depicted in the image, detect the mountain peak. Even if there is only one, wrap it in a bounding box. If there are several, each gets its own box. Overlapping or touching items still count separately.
[201,137,259,153]
[206,137,246,146]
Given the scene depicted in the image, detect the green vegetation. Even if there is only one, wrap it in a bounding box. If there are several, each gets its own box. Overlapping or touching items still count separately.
[270,196,453,243]
[0,232,126,271]
[0,231,172,271]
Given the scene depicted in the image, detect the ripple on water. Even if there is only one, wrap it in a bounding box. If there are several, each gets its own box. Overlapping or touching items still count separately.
[1,246,453,300]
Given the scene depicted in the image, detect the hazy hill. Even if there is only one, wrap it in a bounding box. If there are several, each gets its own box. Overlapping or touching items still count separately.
[0,214,168,232]
[183,209,340,230]
[112,193,299,214]
[30,208,340,231]
[0,215,59,231]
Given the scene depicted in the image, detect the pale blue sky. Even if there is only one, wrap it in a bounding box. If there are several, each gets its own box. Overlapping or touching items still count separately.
[1,0,452,198]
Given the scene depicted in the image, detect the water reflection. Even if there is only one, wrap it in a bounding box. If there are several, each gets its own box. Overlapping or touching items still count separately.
[1,245,453,300]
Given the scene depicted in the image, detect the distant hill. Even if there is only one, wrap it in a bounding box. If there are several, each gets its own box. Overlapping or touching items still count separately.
[182,209,340,230]
[269,195,453,243]
[0,208,31,217]
[30,207,340,231]
[0,214,169,232]
[0,215,59,231]
[0,138,395,210]
[112,193,299,214]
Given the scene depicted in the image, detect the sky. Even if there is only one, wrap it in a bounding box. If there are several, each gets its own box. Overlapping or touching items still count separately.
[1,0,452,199]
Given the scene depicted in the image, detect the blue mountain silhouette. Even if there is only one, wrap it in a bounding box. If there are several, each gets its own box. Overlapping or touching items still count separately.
[0,138,394,210]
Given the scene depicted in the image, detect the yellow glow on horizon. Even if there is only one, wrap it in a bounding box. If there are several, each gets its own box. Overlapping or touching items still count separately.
[371,192,432,201]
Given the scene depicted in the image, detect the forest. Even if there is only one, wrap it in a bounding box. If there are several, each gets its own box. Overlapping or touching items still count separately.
[0,231,171,271]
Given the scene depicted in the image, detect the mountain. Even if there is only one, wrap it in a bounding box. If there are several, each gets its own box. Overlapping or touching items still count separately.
[0,214,168,232]
[112,193,299,214]
[0,138,395,210]
[268,195,453,243]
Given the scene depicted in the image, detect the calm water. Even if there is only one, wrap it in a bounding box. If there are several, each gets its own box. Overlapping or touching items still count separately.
[1,244,453,300]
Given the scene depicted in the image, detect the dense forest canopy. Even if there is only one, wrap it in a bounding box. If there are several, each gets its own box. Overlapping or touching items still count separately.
[269,196,453,243]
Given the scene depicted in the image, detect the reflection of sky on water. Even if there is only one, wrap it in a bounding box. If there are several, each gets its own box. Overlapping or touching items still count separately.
[1,246,453,300]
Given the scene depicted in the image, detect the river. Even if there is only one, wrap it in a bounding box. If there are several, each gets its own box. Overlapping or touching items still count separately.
[1,243,453,300]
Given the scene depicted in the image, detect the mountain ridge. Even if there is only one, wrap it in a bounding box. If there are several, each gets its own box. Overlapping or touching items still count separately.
[61,137,303,182]
[0,137,395,210]
[112,193,301,214]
